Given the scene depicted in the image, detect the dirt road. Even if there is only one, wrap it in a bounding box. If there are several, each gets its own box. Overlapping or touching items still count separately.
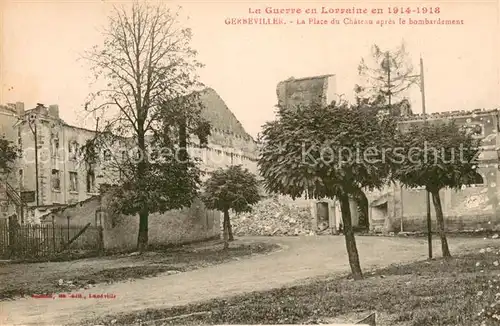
[0,235,494,325]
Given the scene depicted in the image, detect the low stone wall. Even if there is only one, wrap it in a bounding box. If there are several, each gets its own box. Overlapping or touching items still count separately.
[394,214,500,232]
[102,197,221,250]
[47,195,221,250]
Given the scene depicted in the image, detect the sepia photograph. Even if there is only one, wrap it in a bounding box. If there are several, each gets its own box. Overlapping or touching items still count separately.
[0,0,499,325]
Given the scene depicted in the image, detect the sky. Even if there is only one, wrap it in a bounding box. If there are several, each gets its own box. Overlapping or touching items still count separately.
[1,0,499,137]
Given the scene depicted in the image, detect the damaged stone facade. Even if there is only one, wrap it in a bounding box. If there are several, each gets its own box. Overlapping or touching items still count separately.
[5,103,123,221]
[0,88,258,225]
[275,74,363,234]
[371,109,500,233]
[275,74,500,234]
[276,74,338,110]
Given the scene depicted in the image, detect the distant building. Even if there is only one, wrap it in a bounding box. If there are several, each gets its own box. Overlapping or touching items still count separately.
[276,74,500,234]
[0,88,258,223]
[370,109,500,233]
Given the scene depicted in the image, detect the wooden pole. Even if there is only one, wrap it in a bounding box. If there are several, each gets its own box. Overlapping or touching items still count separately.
[34,122,39,206]
[67,216,70,244]
[386,51,392,107]
[420,56,433,260]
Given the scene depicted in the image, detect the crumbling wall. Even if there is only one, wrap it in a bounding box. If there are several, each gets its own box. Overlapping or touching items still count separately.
[276,75,336,110]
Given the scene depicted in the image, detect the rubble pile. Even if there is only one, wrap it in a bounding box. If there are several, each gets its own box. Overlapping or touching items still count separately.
[231,196,314,236]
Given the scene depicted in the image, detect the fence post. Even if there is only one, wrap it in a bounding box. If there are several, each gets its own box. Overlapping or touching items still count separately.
[8,215,18,258]
[62,223,91,251]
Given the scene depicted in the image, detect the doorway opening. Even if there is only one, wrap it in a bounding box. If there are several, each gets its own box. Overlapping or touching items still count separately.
[316,202,329,232]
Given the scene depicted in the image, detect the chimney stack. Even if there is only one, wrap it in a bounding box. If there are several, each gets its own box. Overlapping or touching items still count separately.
[48,104,59,119]
[15,102,24,116]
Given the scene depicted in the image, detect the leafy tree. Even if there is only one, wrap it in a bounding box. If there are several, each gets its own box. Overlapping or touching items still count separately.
[82,1,207,251]
[0,138,17,174]
[355,42,418,116]
[259,101,397,279]
[394,121,481,257]
[201,165,261,249]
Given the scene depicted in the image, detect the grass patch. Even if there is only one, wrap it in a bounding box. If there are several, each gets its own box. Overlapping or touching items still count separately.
[6,249,106,264]
[82,246,500,326]
[0,241,279,301]
[0,265,181,301]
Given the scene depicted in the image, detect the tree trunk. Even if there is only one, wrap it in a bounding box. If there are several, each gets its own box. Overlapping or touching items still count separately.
[430,190,451,258]
[339,193,363,280]
[178,116,188,163]
[223,209,229,250]
[136,115,149,252]
[137,208,149,252]
[227,213,234,241]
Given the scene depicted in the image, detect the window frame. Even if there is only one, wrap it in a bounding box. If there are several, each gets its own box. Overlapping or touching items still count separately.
[69,171,78,193]
[86,168,96,193]
[51,169,61,191]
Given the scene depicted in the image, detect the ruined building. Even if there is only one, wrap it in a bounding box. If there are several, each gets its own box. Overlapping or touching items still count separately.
[369,109,500,233]
[275,74,500,234]
[0,88,258,225]
[276,74,338,109]
[274,74,363,233]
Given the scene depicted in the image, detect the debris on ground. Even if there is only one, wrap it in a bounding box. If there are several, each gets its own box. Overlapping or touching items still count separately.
[57,277,97,289]
[232,196,313,236]
[166,270,180,275]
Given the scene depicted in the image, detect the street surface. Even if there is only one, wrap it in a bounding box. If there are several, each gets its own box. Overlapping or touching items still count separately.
[0,235,493,325]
